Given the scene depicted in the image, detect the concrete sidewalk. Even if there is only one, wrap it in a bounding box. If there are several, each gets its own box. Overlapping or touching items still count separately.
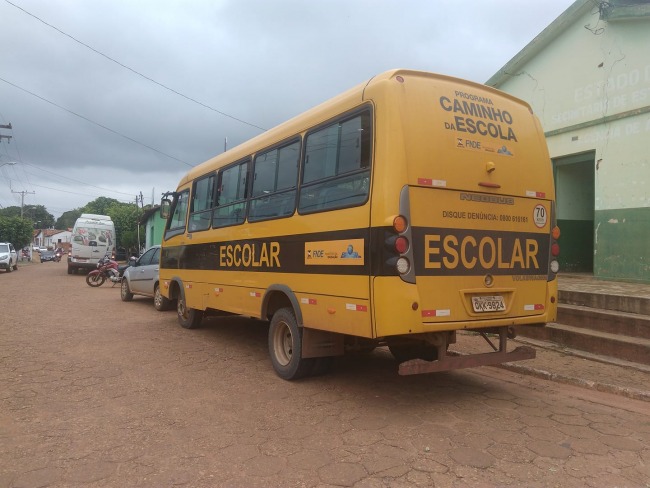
[454,331,650,401]
[496,334,650,402]
[485,273,650,402]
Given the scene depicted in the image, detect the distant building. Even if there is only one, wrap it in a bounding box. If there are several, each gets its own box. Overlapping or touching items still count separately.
[138,206,165,249]
[33,229,72,249]
[487,0,650,282]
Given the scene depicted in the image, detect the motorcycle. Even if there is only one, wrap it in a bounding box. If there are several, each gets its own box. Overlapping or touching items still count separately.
[54,249,63,262]
[86,254,129,287]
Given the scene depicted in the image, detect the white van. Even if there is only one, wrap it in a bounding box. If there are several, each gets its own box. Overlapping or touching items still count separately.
[68,214,115,274]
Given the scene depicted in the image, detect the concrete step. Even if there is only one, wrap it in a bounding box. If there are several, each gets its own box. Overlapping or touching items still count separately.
[560,289,650,315]
[518,322,650,365]
[557,303,650,339]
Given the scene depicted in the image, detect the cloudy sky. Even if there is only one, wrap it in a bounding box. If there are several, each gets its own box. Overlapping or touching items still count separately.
[0,0,576,219]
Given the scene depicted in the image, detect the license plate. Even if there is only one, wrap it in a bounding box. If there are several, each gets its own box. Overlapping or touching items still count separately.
[471,295,505,313]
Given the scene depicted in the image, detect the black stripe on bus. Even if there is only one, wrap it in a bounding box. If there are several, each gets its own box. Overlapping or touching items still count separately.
[161,228,375,276]
[411,227,550,276]
[160,226,550,278]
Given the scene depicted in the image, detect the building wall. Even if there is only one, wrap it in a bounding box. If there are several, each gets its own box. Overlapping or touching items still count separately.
[144,212,165,248]
[47,231,72,248]
[492,7,650,281]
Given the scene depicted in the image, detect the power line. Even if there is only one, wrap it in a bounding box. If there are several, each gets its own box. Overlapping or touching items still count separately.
[19,180,133,203]
[20,162,136,197]
[0,77,194,167]
[5,0,267,133]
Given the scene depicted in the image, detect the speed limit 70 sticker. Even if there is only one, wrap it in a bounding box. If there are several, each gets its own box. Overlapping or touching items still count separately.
[533,204,547,228]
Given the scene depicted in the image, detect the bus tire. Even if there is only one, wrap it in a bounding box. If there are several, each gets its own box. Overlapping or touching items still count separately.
[268,307,313,380]
[177,288,202,329]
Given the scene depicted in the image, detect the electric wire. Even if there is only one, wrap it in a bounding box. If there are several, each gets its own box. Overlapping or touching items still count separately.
[22,180,134,204]
[20,162,139,198]
[0,77,194,168]
[4,0,267,132]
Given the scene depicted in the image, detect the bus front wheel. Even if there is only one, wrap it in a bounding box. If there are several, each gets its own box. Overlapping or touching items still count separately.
[177,288,203,329]
[268,308,313,380]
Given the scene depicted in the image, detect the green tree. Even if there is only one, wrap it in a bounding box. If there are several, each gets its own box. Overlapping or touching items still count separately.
[83,197,120,216]
[0,216,34,249]
[105,202,142,251]
[0,205,55,228]
[55,209,83,230]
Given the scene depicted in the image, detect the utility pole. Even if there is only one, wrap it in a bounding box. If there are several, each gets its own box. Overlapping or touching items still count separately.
[135,194,142,254]
[0,123,12,143]
[11,189,35,218]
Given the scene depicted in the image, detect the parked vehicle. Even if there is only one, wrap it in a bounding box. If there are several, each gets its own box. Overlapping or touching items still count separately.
[86,254,125,287]
[40,250,58,262]
[0,242,18,272]
[121,245,172,311]
[68,214,115,274]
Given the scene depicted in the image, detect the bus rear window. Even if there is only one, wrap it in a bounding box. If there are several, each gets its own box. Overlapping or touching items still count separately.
[299,111,371,213]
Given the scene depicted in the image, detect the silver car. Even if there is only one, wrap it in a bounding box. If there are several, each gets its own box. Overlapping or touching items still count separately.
[0,242,18,272]
[120,245,172,311]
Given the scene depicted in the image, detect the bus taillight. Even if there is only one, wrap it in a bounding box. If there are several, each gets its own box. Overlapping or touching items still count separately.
[549,217,560,275]
[551,243,560,256]
[396,257,410,275]
[386,214,412,277]
[393,215,408,233]
[394,236,409,254]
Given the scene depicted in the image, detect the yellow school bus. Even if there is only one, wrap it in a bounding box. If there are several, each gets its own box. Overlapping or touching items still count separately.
[159,69,560,380]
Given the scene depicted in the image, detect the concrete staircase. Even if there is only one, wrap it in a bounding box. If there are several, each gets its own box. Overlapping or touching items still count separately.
[518,276,650,366]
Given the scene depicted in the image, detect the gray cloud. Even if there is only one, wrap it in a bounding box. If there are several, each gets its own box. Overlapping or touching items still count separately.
[0,0,573,217]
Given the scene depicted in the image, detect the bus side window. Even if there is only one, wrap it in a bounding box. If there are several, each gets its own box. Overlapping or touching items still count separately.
[213,160,249,228]
[165,190,190,239]
[249,140,299,222]
[189,173,216,232]
[299,111,371,213]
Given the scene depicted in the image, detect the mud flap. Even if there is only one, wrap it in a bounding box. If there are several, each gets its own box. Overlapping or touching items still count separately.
[302,328,345,358]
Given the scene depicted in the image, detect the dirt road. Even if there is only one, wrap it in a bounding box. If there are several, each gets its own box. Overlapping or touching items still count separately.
[1,261,649,487]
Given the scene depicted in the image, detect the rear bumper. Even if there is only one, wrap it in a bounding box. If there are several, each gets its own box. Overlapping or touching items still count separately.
[397,326,537,375]
[68,261,97,271]
[399,345,536,375]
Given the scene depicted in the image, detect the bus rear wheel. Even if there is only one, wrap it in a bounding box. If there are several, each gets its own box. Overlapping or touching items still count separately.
[268,308,314,380]
[177,288,202,329]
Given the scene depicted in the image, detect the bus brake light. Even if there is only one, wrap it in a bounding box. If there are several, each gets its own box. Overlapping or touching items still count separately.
[551,243,560,256]
[395,236,409,254]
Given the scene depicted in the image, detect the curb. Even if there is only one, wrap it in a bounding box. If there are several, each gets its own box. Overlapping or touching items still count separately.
[496,362,650,402]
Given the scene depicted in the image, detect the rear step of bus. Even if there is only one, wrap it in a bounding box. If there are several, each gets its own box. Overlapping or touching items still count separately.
[398,327,536,375]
